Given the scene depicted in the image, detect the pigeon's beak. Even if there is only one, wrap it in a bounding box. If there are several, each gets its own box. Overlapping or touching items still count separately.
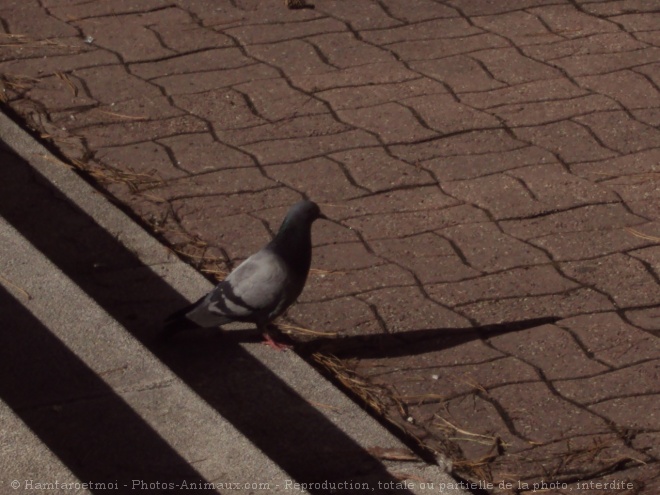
[318,212,328,220]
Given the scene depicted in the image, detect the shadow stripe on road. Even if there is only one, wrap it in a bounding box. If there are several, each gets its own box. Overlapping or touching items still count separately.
[0,284,215,493]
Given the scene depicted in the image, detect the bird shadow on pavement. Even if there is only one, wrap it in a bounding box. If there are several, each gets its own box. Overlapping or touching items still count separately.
[0,142,417,493]
[292,317,561,359]
[179,316,561,360]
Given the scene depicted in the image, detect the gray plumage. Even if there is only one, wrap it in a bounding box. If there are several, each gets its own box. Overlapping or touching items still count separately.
[164,200,325,346]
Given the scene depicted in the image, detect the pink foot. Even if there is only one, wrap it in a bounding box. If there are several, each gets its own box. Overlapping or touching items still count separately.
[261,332,292,351]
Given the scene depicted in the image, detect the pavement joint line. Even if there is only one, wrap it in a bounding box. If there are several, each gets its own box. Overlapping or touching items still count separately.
[0,110,466,494]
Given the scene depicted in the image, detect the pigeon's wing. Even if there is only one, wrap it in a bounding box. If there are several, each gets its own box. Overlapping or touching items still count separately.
[191,249,289,324]
[163,249,289,334]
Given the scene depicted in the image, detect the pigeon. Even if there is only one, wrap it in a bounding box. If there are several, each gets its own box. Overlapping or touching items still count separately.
[163,200,326,349]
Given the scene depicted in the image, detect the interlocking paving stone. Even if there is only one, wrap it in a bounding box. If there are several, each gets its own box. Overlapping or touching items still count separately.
[301,263,417,303]
[388,356,539,402]
[22,74,96,111]
[370,233,482,284]
[547,45,660,77]
[581,0,659,16]
[443,164,616,220]
[151,19,234,53]
[404,94,501,134]
[629,246,660,278]
[489,94,620,126]
[172,187,299,221]
[570,148,660,181]
[378,0,458,23]
[486,381,613,441]
[487,324,610,380]
[576,70,660,110]
[154,167,277,198]
[471,47,565,85]
[428,265,580,308]
[591,395,660,431]
[2,0,659,491]
[513,120,620,163]
[0,49,119,78]
[157,133,256,173]
[221,114,353,146]
[455,288,614,324]
[130,48,253,80]
[337,102,439,144]
[554,360,660,404]
[635,62,660,87]
[530,228,656,262]
[357,286,472,332]
[528,4,619,38]
[388,33,509,61]
[82,115,208,149]
[266,158,366,201]
[172,89,266,130]
[625,307,660,332]
[55,96,186,130]
[225,17,346,45]
[361,18,480,45]
[440,223,550,273]
[448,0,561,16]
[574,110,660,154]
[460,77,589,108]
[471,10,563,46]
[632,107,660,127]
[245,128,380,165]
[45,0,168,20]
[561,253,660,308]
[234,78,328,120]
[391,128,524,162]
[346,204,489,240]
[0,1,78,38]
[611,12,660,31]
[329,148,435,192]
[308,32,397,68]
[96,142,188,180]
[342,186,459,216]
[410,56,507,93]
[319,0,402,30]
[295,61,421,93]
[317,77,449,110]
[291,295,384,337]
[152,64,281,95]
[500,203,647,238]
[423,145,556,181]
[559,312,660,366]
[76,11,179,63]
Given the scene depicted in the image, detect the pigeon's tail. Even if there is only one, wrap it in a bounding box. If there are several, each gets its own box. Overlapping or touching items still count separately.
[160,299,204,339]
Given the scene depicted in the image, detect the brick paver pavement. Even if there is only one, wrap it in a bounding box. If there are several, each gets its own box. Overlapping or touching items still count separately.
[1,0,658,493]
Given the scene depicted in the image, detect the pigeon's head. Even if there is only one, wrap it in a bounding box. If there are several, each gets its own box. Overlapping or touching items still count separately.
[284,200,326,227]
[270,200,326,260]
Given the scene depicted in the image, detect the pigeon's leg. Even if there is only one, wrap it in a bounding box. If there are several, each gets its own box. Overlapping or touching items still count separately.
[260,323,292,351]
[262,333,293,351]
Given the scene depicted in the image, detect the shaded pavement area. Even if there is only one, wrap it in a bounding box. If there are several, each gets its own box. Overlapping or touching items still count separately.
[1,0,659,493]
